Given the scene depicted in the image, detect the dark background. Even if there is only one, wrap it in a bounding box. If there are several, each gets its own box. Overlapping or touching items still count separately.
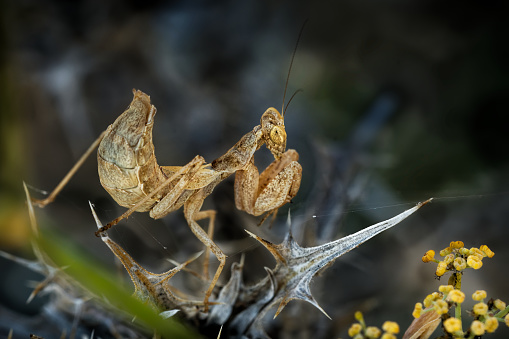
[1,0,508,338]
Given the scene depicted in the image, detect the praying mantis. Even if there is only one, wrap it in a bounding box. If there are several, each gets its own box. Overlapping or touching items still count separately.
[33,88,302,310]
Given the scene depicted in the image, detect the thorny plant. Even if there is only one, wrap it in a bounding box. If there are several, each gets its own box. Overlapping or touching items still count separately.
[0,32,435,337]
[1,23,441,337]
[2,159,432,338]
[4,85,501,339]
[343,241,509,339]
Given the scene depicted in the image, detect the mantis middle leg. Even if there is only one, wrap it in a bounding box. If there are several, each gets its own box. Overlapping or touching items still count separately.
[183,177,226,311]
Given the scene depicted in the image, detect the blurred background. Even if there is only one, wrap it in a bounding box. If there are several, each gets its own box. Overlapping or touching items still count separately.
[1,0,508,338]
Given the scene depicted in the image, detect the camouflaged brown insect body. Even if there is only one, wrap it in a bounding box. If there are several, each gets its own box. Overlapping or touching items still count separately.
[94,89,302,309]
[97,90,170,212]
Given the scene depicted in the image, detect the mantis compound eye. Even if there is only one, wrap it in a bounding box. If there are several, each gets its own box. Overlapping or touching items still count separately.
[270,126,286,145]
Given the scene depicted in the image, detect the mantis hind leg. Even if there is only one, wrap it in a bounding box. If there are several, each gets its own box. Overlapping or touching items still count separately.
[32,131,107,207]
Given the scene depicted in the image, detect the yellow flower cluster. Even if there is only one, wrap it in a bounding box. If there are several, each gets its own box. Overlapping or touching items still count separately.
[439,289,509,337]
[468,291,509,334]
[412,285,461,319]
[413,241,509,338]
[469,317,499,335]
[347,312,399,339]
[422,241,494,277]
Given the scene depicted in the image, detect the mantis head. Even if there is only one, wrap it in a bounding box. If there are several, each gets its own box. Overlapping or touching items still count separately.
[261,107,287,160]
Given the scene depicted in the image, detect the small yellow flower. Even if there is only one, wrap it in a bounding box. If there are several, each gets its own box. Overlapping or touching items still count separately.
[472,290,487,301]
[494,299,506,311]
[381,334,396,339]
[448,290,465,303]
[382,321,399,334]
[436,261,448,276]
[412,302,423,318]
[473,302,488,315]
[453,257,467,271]
[470,247,485,258]
[439,247,452,256]
[443,317,462,333]
[348,323,362,337]
[505,314,509,327]
[450,241,464,249]
[459,247,470,256]
[467,255,483,269]
[485,317,499,333]
[444,253,455,264]
[434,300,449,315]
[439,285,454,294]
[365,326,381,338]
[354,311,363,321]
[471,320,485,336]
[480,244,494,258]
[422,250,435,263]
[423,292,441,308]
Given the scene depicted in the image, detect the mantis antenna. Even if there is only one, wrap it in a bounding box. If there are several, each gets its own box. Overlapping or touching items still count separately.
[282,19,308,117]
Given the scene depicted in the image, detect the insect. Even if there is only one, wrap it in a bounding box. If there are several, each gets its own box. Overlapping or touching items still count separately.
[33,23,306,311]
[98,89,302,307]
[33,88,302,309]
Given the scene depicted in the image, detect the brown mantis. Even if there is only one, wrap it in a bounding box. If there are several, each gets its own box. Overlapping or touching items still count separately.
[33,88,302,310]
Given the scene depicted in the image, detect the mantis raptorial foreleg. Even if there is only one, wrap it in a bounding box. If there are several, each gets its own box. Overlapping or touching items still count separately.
[234,149,301,217]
